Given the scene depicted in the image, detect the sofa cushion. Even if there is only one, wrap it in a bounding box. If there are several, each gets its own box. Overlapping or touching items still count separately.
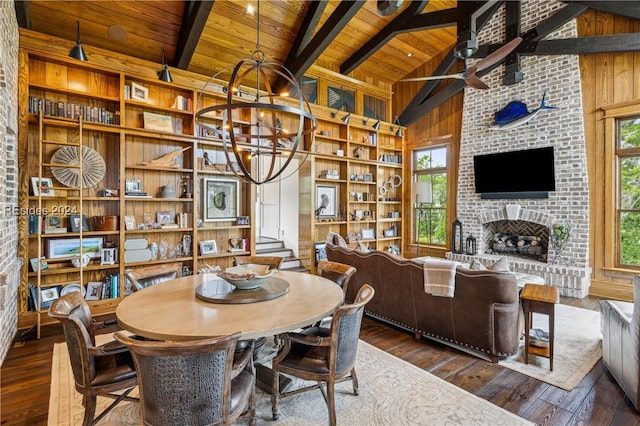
[469,259,487,270]
[487,257,510,272]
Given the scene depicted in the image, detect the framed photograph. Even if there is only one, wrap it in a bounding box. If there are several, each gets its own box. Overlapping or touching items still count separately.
[156,210,175,225]
[383,228,397,237]
[203,177,239,222]
[131,82,149,102]
[124,215,137,231]
[31,177,55,196]
[199,240,218,255]
[29,257,48,272]
[69,214,90,232]
[125,179,141,193]
[47,237,104,259]
[40,286,60,309]
[85,282,103,301]
[143,111,174,133]
[316,184,337,219]
[361,228,375,240]
[314,242,327,266]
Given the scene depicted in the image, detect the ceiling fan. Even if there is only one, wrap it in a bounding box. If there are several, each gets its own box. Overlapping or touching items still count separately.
[401,36,523,90]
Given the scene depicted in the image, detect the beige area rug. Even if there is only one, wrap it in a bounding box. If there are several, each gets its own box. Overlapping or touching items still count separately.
[50,335,532,426]
[499,304,602,391]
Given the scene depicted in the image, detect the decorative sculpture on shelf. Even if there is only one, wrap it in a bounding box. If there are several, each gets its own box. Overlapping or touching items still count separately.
[140,147,191,169]
[550,223,570,265]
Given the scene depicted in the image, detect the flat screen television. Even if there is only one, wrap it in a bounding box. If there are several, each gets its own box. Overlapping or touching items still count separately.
[473,147,555,199]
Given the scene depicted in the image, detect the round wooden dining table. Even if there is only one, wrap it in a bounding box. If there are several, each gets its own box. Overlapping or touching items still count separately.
[116,270,344,341]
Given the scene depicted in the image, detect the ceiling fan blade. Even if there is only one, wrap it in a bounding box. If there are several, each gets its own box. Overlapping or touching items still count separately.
[400,74,466,82]
[474,37,523,73]
[464,75,490,90]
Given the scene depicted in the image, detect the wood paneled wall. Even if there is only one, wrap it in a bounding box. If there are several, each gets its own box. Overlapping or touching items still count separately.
[578,10,640,300]
[393,49,463,258]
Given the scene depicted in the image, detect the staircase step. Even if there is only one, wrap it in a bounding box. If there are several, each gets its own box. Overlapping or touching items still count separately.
[255,248,294,258]
[281,257,301,269]
[255,239,284,251]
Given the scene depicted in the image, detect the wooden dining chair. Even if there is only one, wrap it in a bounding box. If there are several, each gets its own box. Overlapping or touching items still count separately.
[115,331,256,426]
[234,256,284,270]
[124,262,182,293]
[271,284,375,426]
[317,260,356,297]
[48,292,138,426]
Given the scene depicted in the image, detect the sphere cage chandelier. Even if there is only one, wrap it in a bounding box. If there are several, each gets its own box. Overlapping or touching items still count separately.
[195,4,317,185]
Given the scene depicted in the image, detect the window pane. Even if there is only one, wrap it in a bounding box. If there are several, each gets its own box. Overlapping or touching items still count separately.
[363,94,387,121]
[619,116,640,149]
[415,147,446,170]
[621,156,640,210]
[620,212,640,266]
[415,207,446,245]
[327,86,355,113]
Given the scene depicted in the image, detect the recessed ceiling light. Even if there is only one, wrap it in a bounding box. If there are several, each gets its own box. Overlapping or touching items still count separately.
[246,4,255,16]
[407,52,414,57]
[107,24,128,43]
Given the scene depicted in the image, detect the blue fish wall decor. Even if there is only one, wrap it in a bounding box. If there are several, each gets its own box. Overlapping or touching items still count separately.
[490,92,557,130]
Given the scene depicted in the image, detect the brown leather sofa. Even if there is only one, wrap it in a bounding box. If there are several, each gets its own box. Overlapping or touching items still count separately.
[326,243,522,362]
[599,275,640,410]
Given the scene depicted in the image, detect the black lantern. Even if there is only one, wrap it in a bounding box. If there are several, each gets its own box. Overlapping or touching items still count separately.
[452,219,463,254]
[466,234,477,255]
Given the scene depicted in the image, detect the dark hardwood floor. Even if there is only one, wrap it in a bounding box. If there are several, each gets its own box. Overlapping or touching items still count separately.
[2,295,639,425]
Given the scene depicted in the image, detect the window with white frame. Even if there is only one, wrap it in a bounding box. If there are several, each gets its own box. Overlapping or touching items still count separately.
[617,116,640,268]
[413,146,448,246]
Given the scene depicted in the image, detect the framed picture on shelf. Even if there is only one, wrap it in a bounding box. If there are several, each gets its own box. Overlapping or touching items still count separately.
[85,282,102,301]
[143,111,174,133]
[203,177,239,222]
[124,215,137,231]
[314,242,327,266]
[40,286,60,309]
[47,237,104,259]
[125,179,142,193]
[130,82,149,102]
[315,184,337,219]
[69,214,90,232]
[156,210,175,225]
[199,240,218,255]
[361,228,375,240]
[29,257,48,272]
[31,177,55,196]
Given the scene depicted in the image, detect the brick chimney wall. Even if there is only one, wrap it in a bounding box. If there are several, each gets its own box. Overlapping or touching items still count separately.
[452,0,591,297]
[0,2,21,365]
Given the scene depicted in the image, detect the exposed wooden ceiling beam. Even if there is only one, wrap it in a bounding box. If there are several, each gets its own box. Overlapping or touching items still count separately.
[273,1,327,91]
[14,0,31,29]
[562,0,640,20]
[401,2,590,125]
[524,33,640,55]
[174,0,215,69]
[340,1,430,75]
[285,1,365,82]
[502,1,523,86]
[399,1,502,125]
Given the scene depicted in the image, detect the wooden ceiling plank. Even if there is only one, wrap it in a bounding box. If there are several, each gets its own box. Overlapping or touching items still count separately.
[286,1,365,81]
[175,0,215,69]
[340,1,430,75]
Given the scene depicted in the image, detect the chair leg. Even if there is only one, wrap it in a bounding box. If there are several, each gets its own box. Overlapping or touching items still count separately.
[271,368,280,420]
[327,377,337,426]
[350,367,359,395]
[82,395,96,426]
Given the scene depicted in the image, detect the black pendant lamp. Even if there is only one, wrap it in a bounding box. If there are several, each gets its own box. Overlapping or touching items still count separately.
[69,21,88,62]
[157,48,173,83]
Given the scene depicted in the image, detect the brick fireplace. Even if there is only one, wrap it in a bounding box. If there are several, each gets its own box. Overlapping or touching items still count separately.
[447,1,591,298]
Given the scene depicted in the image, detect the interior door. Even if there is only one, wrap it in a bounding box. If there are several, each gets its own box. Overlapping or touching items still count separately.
[259,179,281,240]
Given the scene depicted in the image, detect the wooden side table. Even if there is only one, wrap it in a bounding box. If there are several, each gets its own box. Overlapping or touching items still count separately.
[521,283,560,371]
